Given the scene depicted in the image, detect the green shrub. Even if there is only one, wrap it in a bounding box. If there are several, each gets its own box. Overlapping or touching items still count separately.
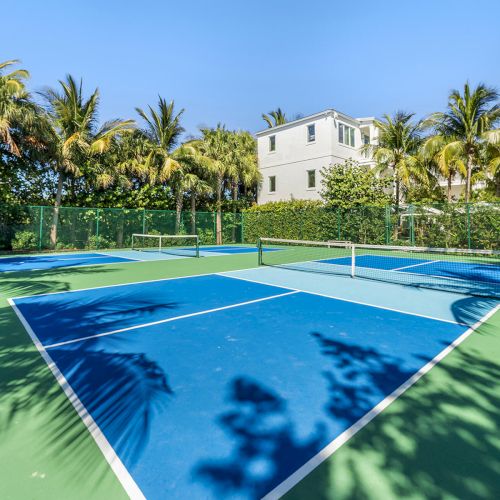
[11,231,38,251]
[86,235,117,250]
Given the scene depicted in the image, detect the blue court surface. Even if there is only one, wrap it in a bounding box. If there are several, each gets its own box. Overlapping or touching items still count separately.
[0,252,138,272]
[10,268,499,499]
[319,254,500,285]
[0,246,278,273]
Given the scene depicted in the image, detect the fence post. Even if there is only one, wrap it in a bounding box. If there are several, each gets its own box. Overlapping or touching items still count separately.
[142,209,146,234]
[95,208,100,249]
[337,209,341,241]
[240,213,245,244]
[385,205,390,244]
[38,206,44,251]
[409,204,415,245]
[466,203,471,249]
[213,211,217,244]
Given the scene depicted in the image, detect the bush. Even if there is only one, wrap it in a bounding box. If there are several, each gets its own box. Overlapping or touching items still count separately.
[11,231,38,251]
[86,235,117,250]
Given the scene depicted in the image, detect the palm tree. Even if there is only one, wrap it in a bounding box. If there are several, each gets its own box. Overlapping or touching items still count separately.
[227,131,260,239]
[482,130,500,197]
[40,75,134,246]
[136,97,189,231]
[363,111,426,205]
[421,134,467,202]
[0,59,38,156]
[195,125,233,244]
[423,83,499,202]
[262,108,287,128]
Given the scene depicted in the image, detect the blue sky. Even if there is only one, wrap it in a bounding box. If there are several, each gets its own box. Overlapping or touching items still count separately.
[2,0,499,137]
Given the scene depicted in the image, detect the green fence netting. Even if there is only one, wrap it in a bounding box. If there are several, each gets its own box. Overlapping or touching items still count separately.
[1,202,498,252]
[0,206,244,252]
[242,202,499,250]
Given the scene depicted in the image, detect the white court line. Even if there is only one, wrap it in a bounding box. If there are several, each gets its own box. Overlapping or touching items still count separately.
[217,272,469,326]
[392,259,438,271]
[43,290,299,349]
[262,302,500,500]
[7,298,146,500]
[10,266,262,300]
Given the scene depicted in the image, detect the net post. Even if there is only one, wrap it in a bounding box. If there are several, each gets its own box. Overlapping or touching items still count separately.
[195,235,200,258]
[159,234,162,253]
[351,243,356,278]
[258,238,263,265]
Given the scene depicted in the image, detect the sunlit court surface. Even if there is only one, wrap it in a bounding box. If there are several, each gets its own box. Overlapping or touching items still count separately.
[2,241,499,499]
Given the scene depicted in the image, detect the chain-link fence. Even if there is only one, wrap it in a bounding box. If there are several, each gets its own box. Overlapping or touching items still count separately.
[1,202,498,252]
[242,202,500,250]
[1,205,243,252]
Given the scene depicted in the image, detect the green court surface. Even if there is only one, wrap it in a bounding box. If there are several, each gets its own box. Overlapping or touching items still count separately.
[1,252,499,499]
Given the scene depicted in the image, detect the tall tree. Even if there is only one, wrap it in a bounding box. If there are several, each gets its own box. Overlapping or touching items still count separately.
[363,111,426,205]
[0,59,37,156]
[423,83,499,202]
[195,125,233,244]
[421,135,466,202]
[136,97,189,231]
[40,75,134,246]
[262,108,287,128]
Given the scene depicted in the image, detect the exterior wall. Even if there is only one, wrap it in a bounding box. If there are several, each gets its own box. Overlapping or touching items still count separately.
[256,110,378,204]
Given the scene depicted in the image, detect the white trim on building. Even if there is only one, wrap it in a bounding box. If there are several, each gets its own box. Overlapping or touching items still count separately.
[256,109,378,204]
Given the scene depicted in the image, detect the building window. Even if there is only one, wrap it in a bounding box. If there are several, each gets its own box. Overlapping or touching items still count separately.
[307,169,316,189]
[363,133,370,145]
[269,175,276,193]
[269,135,276,152]
[338,123,355,147]
[307,124,316,142]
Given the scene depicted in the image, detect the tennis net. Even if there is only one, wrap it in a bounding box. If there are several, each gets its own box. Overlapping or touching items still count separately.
[132,234,200,257]
[258,237,500,299]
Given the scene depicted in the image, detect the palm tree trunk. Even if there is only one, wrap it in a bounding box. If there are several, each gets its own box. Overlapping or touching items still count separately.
[175,190,183,234]
[50,171,65,248]
[216,178,223,245]
[190,194,196,235]
[447,174,452,203]
[465,154,473,202]
[395,177,400,207]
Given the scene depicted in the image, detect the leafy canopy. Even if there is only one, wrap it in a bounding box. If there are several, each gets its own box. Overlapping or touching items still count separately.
[320,159,392,208]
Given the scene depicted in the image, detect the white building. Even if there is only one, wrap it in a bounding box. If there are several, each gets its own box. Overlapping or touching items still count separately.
[256,108,471,204]
[256,109,379,204]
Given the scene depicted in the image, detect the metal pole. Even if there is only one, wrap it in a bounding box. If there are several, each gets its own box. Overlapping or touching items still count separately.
[258,238,263,265]
[38,206,44,251]
[410,204,415,245]
[142,209,146,234]
[385,205,390,244]
[240,213,244,244]
[95,208,100,249]
[466,203,471,249]
[351,244,356,278]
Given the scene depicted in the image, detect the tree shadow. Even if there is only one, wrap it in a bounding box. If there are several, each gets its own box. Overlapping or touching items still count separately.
[311,332,415,426]
[0,299,174,488]
[285,318,500,499]
[195,376,327,499]
[0,264,118,298]
[194,308,500,500]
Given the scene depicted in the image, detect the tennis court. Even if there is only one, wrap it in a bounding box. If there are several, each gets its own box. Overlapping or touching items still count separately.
[0,244,275,273]
[2,237,500,499]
